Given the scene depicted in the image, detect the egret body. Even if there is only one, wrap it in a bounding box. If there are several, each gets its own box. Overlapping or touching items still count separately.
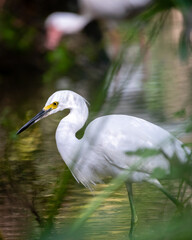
[17,90,190,234]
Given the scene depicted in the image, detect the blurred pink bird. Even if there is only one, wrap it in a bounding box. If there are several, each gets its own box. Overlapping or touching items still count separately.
[45,0,152,49]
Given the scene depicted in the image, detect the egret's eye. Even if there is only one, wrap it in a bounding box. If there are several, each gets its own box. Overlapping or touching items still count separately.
[52,101,59,108]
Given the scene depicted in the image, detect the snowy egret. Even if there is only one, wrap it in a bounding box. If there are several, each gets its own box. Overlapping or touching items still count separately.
[17,90,190,232]
[45,0,152,49]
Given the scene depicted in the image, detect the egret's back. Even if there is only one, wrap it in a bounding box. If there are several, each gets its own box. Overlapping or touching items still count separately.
[74,115,190,187]
[85,115,186,157]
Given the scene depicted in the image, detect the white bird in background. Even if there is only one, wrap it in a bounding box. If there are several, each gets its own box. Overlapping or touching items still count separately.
[45,0,152,49]
[17,90,191,232]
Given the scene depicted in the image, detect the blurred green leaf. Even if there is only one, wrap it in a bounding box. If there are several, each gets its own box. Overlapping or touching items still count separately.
[185,115,192,133]
[174,109,186,118]
[178,32,191,61]
[43,46,74,83]
[126,148,162,158]
[151,168,167,179]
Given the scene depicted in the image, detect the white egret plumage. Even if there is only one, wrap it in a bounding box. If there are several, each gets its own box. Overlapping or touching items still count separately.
[45,0,152,49]
[17,90,191,234]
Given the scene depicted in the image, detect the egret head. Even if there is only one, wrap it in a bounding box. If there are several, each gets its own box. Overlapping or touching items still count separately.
[17,90,88,135]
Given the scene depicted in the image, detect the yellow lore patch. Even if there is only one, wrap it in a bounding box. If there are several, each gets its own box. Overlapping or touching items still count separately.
[43,101,59,110]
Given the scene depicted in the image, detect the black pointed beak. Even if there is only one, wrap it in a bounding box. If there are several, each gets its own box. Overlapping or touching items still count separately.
[17,109,51,135]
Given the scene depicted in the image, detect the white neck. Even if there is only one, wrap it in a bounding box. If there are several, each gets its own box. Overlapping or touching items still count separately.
[55,104,89,169]
[69,14,91,34]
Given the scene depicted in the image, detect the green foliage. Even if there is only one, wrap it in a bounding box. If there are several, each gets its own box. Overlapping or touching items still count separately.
[39,168,73,239]
[173,109,186,118]
[0,13,36,51]
[137,208,192,240]
[178,28,192,61]
[43,45,74,83]
[145,68,165,120]
[185,115,192,133]
[126,148,162,158]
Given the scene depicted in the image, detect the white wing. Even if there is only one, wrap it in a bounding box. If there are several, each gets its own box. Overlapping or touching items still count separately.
[84,115,189,173]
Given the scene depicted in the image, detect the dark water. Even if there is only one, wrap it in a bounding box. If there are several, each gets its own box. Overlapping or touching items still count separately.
[0,10,192,240]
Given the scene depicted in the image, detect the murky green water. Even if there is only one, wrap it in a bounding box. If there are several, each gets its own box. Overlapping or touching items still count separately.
[0,10,192,240]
